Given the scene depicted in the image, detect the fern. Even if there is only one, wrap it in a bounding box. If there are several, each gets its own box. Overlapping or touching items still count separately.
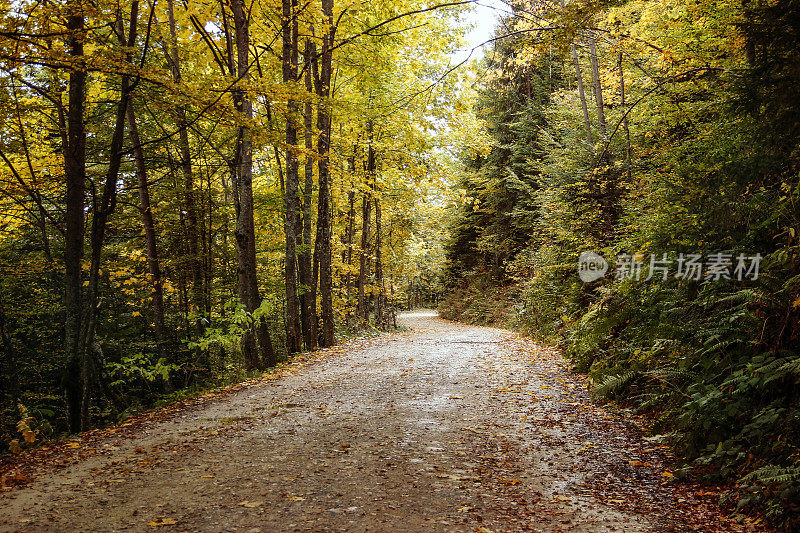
[591,371,638,400]
[742,464,800,486]
[778,356,800,376]
[635,390,674,411]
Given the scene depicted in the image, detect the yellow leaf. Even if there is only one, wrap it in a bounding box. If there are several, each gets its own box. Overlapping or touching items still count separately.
[148,518,178,526]
[239,501,264,508]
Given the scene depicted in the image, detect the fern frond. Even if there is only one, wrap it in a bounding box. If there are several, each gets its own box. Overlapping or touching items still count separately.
[778,357,800,376]
[741,464,800,486]
[591,370,638,400]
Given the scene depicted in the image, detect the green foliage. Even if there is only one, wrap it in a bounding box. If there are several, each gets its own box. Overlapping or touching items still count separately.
[106,353,182,390]
[443,0,800,527]
[187,299,254,355]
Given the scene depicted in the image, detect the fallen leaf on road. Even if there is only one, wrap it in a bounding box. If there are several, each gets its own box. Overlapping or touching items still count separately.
[1,473,31,487]
[148,518,178,526]
[239,501,264,508]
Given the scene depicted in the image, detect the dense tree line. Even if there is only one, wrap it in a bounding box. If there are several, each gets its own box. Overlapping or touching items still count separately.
[0,0,457,444]
[443,0,800,526]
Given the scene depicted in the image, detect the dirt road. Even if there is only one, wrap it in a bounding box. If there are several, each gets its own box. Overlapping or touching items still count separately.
[0,312,745,532]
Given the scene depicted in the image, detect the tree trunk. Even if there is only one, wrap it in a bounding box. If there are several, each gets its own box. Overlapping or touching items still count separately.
[587,32,607,139]
[165,0,203,321]
[314,0,335,347]
[298,38,317,352]
[374,196,383,328]
[219,166,232,318]
[343,185,356,327]
[311,217,321,345]
[741,0,755,66]
[282,0,302,356]
[587,33,618,235]
[127,104,166,347]
[559,0,592,143]
[356,190,371,325]
[231,0,276,369]
[619,52,632,181]
[357,127,375,325]
[206,165,213,317]
[75,4,139,431]
[572,43,592,143]
[63,0,87,434]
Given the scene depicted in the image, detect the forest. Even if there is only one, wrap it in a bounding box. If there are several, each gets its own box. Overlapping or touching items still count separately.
[1,0,799,529]
[441,0,800,527]
[0,0,457,436]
